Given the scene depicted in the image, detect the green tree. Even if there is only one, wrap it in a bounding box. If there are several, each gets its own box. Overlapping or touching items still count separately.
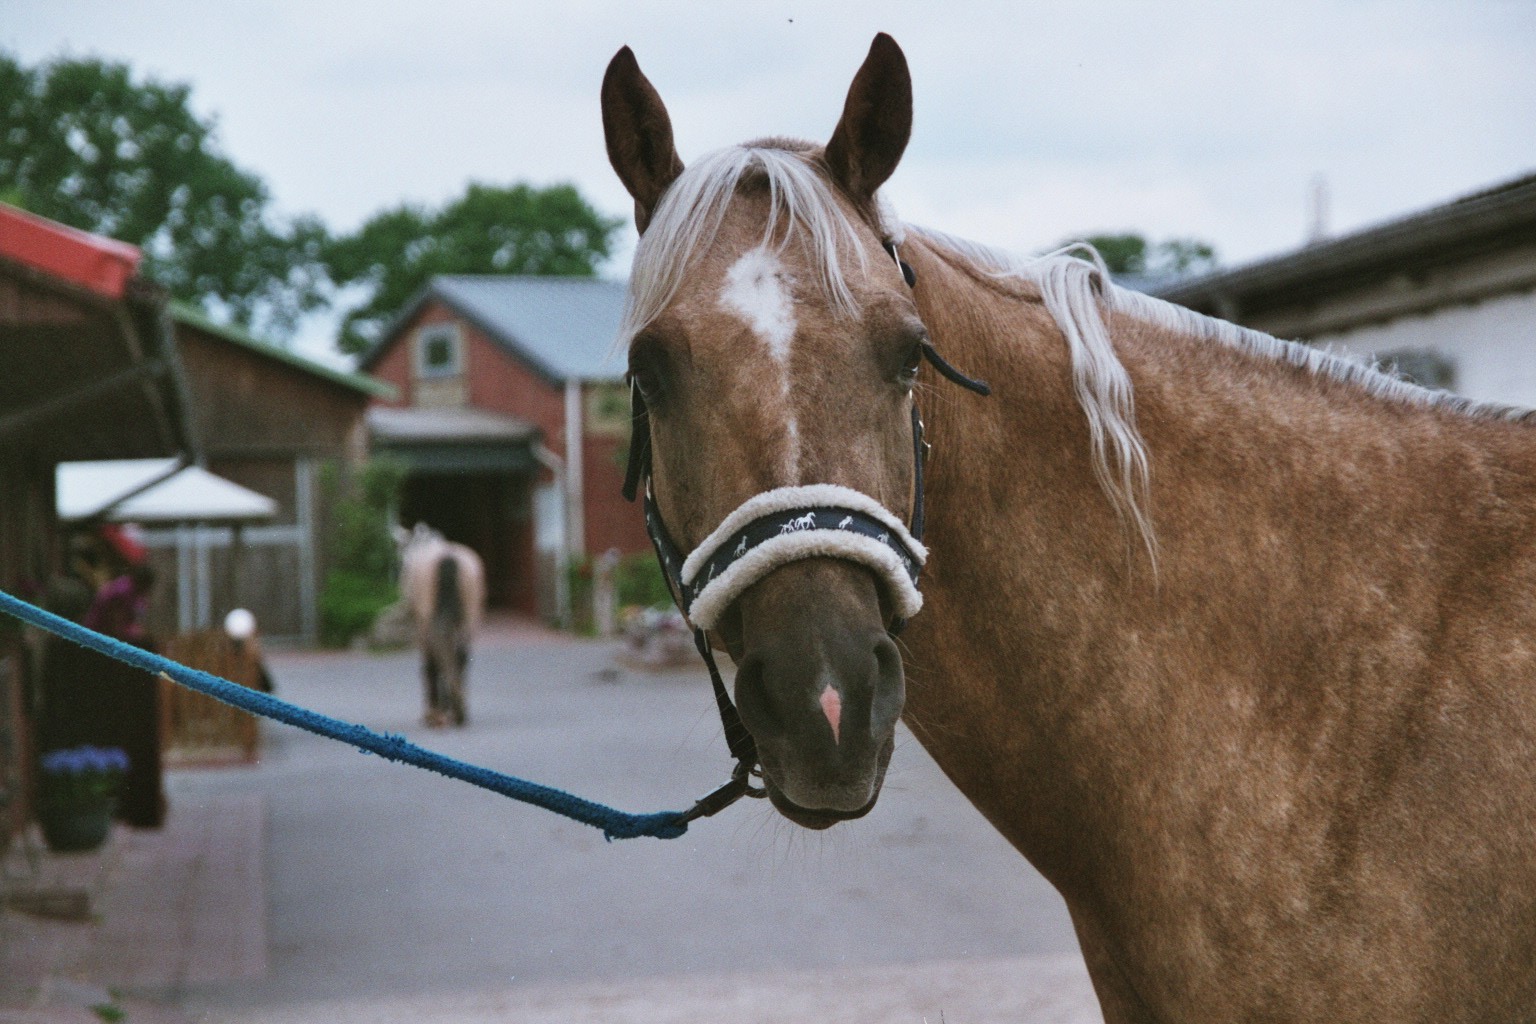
[317,458,407,647]
[0,52,328,337]
[326,182,624,355]
[1057,232,1218,279]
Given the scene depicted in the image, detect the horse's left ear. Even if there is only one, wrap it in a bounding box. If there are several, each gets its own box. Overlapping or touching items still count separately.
[824,33,912,204]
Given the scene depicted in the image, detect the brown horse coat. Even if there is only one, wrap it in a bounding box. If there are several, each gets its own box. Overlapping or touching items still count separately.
[602,35,1536,1022]
[905,240,1536,1020]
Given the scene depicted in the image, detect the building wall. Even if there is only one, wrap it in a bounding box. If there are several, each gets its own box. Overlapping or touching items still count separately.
[581,381,648,557]
[176,326,367,459]
[1312,289,1536,408]
[369,321,417,407]
[371,303,559,614]
[370,301,649,557]
[369,301,652,624]
[162,323,371,642]
[0,454,49,843]
[463,334,566,455]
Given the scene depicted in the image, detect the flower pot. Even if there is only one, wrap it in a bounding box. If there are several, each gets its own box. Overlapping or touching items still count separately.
[38,802,115,853]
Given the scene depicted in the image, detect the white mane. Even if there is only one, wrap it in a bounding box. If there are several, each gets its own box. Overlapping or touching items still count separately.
[912,226,1536,560]
[915,228,1157,559]
[923,225,1536,421]
[617,142,1532,563]
[619,143,873,349]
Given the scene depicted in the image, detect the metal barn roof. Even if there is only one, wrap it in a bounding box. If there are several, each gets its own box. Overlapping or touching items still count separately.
[365,276,628,383]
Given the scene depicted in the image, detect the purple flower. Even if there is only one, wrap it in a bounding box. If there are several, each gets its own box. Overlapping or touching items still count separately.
[41,745,130,777]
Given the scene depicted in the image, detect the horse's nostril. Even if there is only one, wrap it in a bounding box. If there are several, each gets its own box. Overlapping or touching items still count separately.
[733,652,783,734]
[870,635,905,737]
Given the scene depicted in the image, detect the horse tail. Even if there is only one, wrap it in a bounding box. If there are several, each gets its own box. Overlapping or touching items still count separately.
[434,554,464,629]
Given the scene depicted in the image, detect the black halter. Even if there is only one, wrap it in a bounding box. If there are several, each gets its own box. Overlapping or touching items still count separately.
[622,242,989,825]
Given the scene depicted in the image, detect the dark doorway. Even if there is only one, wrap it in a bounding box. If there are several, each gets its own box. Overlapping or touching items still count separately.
[399,471,535,613]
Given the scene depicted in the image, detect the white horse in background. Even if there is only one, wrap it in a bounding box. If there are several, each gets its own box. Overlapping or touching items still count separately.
[396,524,486,727]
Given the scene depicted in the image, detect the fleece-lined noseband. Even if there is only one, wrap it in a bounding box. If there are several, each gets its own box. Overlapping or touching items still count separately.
[621,241,990,823]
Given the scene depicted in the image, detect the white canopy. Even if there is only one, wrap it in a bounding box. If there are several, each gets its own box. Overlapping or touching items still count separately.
[57,458,278,524]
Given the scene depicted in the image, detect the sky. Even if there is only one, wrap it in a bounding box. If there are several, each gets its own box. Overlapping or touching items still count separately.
[5,1,1534,366]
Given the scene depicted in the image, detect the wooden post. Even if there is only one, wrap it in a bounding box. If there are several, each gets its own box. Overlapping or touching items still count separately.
[226,522,245,619]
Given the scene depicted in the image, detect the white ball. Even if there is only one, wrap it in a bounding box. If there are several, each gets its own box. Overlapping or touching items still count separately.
[224,608,257,640]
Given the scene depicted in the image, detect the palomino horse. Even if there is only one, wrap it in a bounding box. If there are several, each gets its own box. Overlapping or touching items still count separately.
[398,524,485,727]
[601,35,1536,1023]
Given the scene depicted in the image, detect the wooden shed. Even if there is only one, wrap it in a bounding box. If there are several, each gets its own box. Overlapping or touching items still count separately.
[0,203,193,840]
[160,305,395,643]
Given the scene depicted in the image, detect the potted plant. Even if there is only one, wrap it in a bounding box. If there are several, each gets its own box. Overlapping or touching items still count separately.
[35,746,129,853]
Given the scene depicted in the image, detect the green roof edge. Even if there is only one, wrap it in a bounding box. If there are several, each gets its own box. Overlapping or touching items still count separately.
[169,302,398,401]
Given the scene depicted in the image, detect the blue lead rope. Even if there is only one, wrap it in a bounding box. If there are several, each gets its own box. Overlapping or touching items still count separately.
[0,589,689,840]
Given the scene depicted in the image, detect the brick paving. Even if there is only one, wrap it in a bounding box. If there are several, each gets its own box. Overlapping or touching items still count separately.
[0,794,265,1023]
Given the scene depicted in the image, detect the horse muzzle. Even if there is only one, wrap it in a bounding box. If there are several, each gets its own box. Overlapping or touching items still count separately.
[730,559,905,825]
[635,479,925,830]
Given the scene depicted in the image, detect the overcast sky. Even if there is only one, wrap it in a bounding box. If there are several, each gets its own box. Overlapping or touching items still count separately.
[6,1,1534,363]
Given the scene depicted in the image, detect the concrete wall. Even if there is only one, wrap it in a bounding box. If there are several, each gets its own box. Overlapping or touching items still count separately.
[1313,288,1536,407]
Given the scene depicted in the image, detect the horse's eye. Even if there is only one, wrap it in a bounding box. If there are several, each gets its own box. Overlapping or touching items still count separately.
[628,338,666,404]
[897,340,923,391]
[628,366,662,404]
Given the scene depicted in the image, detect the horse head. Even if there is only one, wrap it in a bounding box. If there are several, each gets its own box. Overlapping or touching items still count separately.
[602,35,935,829]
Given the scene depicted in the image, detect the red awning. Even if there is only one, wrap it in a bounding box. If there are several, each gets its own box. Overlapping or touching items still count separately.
[0,202,142,299]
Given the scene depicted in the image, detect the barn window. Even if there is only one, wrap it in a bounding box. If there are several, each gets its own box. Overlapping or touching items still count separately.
[1381,348,1455,391]
[416,324,463,378]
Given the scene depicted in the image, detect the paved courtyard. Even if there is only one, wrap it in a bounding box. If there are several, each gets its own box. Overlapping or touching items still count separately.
[9,619,1103,1023]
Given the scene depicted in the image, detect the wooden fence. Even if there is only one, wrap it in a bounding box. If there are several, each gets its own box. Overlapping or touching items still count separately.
[159,629,264,766]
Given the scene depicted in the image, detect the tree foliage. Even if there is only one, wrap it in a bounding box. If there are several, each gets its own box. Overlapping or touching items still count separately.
[317,457,407,647]
[1059,233,1219,279]
[0,52,328,337]
[326,183,624,355]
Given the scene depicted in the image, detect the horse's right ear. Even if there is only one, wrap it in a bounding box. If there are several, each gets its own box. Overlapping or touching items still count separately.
[602,46,684,234]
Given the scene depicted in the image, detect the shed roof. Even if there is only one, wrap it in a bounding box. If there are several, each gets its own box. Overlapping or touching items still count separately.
[367,405,540,475]
[1156,170,1536,316]
[57,458,277,524]
[367,405,538,445]
[171,303,397,400]
[0,202,142,299]
[0,208,192,462]
[363,276,627,383]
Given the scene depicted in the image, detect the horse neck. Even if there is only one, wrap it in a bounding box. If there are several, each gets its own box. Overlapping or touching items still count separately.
[898,234,1536,883]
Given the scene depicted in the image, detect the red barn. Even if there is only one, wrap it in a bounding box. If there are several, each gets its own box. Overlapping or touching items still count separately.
[360,276,644,619]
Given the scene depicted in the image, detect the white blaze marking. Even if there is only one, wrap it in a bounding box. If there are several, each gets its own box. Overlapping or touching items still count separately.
[719,246,796,361]
[719,245,800,476]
